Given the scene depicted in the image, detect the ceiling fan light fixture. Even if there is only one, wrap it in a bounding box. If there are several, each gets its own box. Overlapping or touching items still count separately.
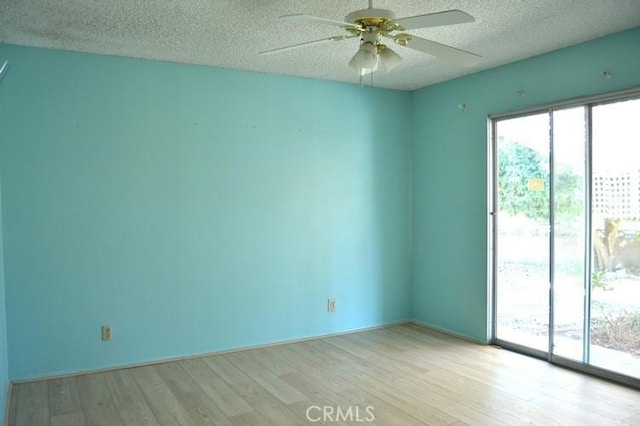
[378,45,402,72]
[349,42,378,71]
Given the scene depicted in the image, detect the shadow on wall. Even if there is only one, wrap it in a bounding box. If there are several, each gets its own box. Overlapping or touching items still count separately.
[367,93,412,322]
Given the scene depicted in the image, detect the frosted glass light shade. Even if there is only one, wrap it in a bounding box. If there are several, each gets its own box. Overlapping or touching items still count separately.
[378,46,401,72]
[349,42,378,71]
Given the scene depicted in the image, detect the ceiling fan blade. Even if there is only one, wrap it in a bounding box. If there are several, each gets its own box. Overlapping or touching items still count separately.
[259,35,356,55]
[280,14,359,29]
[399,35,481,66]
[394,10,474,30]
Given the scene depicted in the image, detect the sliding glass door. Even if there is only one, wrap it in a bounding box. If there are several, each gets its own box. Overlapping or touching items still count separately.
[550,106,588,361]
[589,99,640,379]
[492,94,640,386]
[494,113,551,353]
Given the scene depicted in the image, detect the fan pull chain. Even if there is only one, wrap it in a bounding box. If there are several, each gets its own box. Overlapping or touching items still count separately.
[0,60,9,84]
[357,69,375,88]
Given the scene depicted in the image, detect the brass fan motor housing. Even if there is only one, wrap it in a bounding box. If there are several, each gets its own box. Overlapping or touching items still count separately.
[345,8,400,34]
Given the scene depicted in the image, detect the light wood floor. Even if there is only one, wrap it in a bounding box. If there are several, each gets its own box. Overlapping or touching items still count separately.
[7,324,640,425]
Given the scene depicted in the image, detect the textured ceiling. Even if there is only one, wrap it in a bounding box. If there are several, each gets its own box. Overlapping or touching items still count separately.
[1,0,639,91]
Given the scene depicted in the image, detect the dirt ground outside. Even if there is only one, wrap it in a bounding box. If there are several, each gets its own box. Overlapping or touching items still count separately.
[496,233,640,369]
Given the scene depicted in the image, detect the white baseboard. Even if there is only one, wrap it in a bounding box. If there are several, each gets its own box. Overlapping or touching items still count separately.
[409,319,488,345]
[11,319,412,385]
[10,318,489,386]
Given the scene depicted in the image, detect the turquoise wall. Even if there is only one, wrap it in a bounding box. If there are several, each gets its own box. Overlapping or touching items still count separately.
[0,25,639,386]
[0,45,412,379]
[0,171,8,420]
[411,27,640,340]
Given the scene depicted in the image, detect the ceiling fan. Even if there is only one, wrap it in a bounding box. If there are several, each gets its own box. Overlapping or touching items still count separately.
[260,0,481,78]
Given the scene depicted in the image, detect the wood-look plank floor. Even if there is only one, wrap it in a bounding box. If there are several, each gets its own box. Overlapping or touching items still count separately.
[8,324,640,425]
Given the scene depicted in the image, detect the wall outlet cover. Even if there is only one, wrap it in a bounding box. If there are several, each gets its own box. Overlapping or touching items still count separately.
[101,325,112,341]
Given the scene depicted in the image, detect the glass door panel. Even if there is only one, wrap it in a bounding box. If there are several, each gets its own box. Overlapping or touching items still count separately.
[590,98,640,379]
[493,94,640,387]
[495,113,551,352]
[552,107,588,360]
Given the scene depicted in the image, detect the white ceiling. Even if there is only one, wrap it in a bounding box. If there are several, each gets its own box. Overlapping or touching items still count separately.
[1,0,639,91]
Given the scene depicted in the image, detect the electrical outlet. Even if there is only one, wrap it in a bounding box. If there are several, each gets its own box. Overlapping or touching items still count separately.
[328,298,336,312]
[101,325,112,341]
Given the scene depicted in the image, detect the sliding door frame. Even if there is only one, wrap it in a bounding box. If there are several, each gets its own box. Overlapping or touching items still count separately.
[489,86,640,389]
